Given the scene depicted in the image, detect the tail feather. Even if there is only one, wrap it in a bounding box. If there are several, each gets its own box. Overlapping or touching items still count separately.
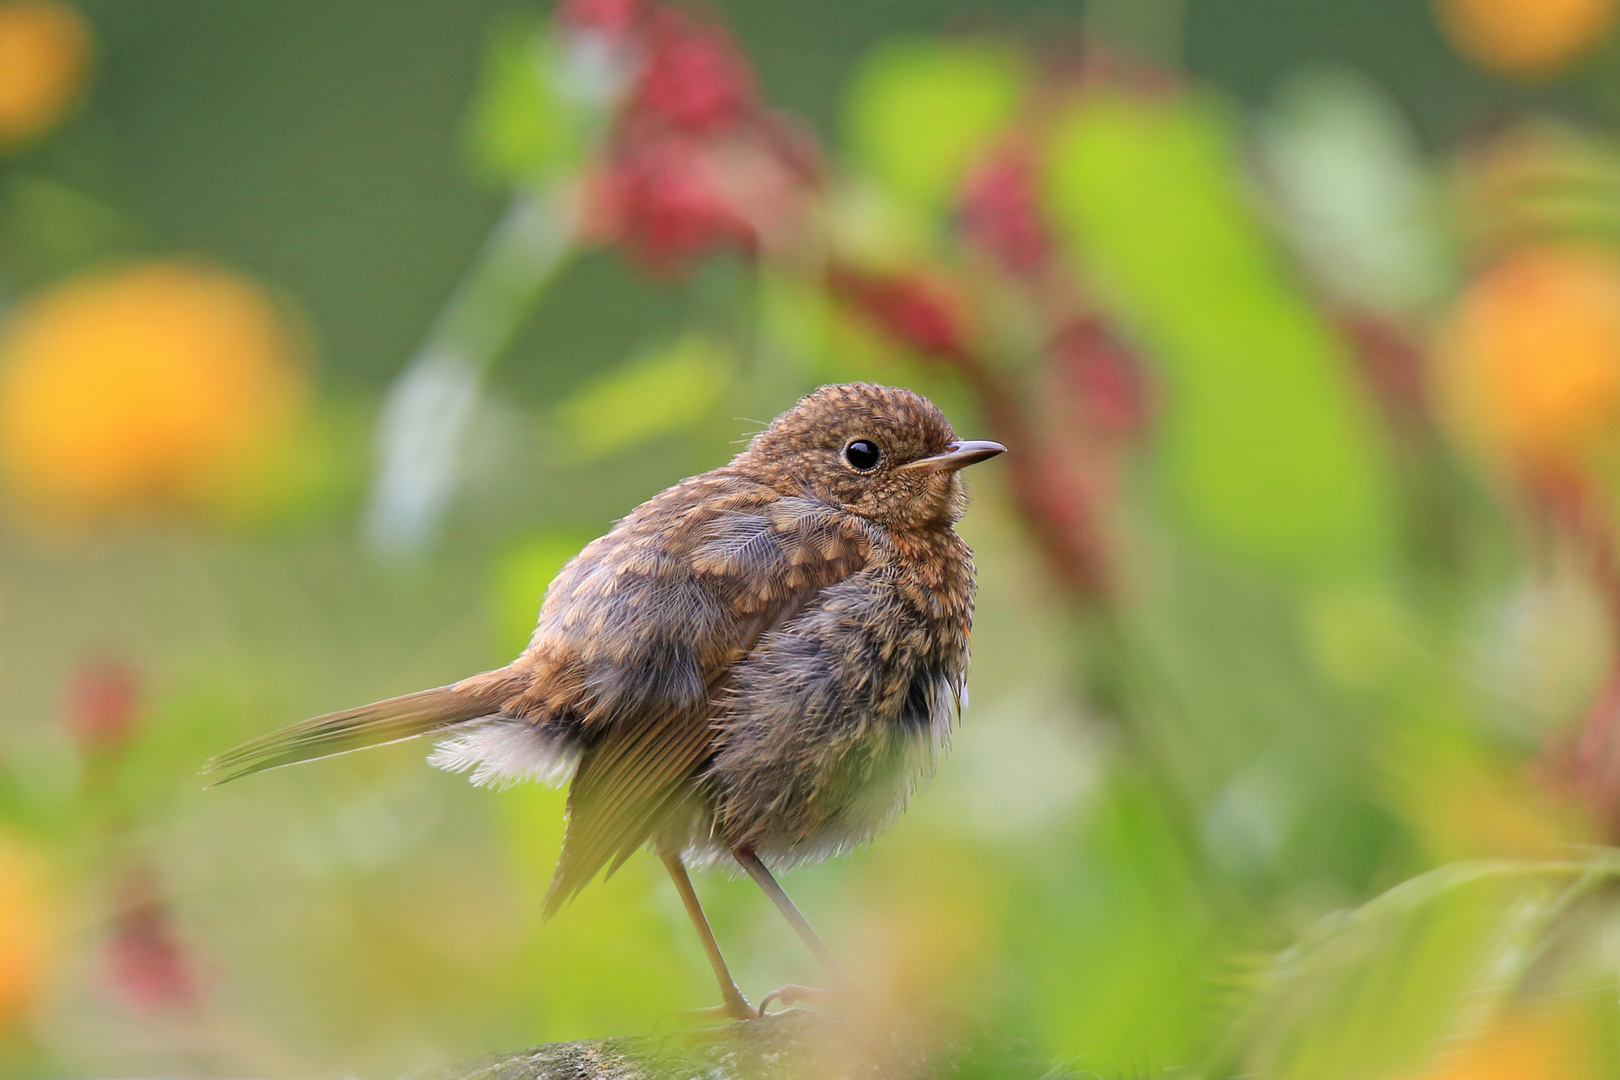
[202,671,519,786]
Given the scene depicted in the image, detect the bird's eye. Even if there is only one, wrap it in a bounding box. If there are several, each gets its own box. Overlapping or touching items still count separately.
[842,438,883,472]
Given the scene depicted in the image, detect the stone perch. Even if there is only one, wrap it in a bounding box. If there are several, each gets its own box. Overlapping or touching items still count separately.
[407,1007,1057,1080]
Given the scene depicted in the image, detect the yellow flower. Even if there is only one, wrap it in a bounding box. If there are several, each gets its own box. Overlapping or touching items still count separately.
[1433,245,1620,476]
[0,0,90,150]
[0,833,56,1033]
[1436,0,1619,80]
[0,262,307,523]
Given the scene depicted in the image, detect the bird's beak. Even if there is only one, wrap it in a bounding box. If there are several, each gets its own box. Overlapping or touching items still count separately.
[902,439,1007,473]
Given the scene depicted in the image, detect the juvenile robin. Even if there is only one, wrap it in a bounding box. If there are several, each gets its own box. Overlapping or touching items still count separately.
[204,383,1004,1020]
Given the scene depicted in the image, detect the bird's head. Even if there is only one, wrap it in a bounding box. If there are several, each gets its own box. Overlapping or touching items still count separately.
[736,383,1005,531]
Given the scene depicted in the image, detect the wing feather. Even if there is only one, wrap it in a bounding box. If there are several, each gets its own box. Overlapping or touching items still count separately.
[540,486,870,915]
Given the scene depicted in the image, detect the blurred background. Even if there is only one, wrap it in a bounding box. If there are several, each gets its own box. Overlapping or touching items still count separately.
[6,0,1620,1076]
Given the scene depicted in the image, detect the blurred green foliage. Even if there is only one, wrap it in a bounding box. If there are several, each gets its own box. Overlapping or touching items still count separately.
[1046,92,1395,579]
[467,16,595,187]
[846,39,1029,212]
[555,332,734,460]
[2,1,1620,1078]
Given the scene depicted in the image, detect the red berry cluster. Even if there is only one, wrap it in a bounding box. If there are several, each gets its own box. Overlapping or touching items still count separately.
[632,10,756,134]
[56,655,202,1012]
[554,6,1155,599]
[105,863,199,1012]
[581,4,817,274]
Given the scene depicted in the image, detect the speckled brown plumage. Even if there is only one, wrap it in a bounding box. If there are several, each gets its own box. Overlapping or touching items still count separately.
[204,382,1003,1017]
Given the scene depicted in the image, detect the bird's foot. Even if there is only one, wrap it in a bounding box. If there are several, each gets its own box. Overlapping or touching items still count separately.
[759,984,835,1014]
[655,994,760,1031]
[653,995,763,1048]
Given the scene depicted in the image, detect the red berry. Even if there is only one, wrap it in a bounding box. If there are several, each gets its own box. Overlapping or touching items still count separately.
[64,654,140,755]
[1050,318,1147,437]
[105,866,197,1011]
[631,10,756,134]
[830,269,973,360]
[591,135,755,273]
[556,0,647,37]
[959,145,1051,277]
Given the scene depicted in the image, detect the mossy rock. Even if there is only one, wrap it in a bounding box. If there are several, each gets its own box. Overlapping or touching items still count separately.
[408,1006,1053,1080]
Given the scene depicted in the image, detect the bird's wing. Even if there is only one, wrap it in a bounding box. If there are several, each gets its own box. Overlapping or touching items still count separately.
[539,482,870,916]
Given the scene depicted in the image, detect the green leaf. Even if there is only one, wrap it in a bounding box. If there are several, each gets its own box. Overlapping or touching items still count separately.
[845,39,1028,211]
[1022,775,1226,1064]
[1045,91,1395,579]
[466,15,587,186]
[555,332,733,459]
[0,175,143,287]
[1216,857,1620,1080]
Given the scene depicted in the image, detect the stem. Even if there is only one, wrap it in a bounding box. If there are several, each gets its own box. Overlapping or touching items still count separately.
[1534,466,1620,836]
[363,188,578,559]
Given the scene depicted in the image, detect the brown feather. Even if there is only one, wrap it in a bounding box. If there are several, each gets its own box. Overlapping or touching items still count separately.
[536,489,873,916]
[202,669,523,785]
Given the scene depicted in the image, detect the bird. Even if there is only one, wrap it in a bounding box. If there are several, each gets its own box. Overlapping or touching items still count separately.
[203,382,1004,1020]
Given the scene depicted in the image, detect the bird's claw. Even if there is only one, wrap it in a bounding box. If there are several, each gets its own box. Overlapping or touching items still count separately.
[758,984,834,1014]
[653,997,763,1049]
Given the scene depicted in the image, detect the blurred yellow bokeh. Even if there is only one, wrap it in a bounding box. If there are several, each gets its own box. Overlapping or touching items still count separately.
[0,262,307,523]
[1408,1002,1599,1080]
[0,0,89,150]
[1435,0,1619,79]
[1432,245,1620,478]
[0,833,57,1033]
[1392,741,1589,863]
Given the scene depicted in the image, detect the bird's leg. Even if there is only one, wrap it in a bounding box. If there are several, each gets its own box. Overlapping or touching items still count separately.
[757,983,835,1014]
[662,854,759,1022]
[734,847,847,1011]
